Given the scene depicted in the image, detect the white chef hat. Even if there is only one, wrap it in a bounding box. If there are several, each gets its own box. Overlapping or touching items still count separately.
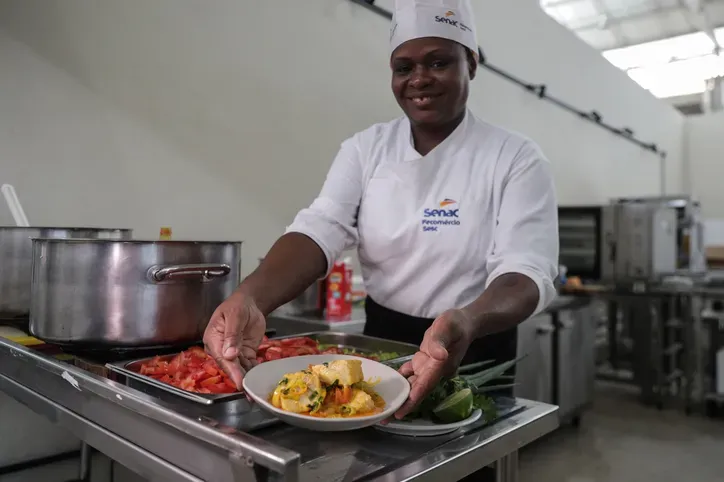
[390,0,478,58]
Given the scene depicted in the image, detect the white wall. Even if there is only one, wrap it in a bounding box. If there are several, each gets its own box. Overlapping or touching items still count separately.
[0,31,281,266]
[0,1,685,268]
[686,111,724,220]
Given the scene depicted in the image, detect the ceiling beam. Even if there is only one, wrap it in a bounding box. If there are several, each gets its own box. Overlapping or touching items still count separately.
[589,0,627,45]
[568,5,683,31]
[679,0,723,54]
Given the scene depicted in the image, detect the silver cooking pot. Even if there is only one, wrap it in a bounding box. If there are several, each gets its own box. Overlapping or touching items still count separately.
[29,238,241,347]
[0,227,132,318]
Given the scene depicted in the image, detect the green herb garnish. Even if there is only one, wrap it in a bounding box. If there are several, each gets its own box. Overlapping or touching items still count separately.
[402,356,525,424]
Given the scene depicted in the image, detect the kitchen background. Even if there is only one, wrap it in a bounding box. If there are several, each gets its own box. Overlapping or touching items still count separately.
[1,0,724,481]
[0,0,696,267]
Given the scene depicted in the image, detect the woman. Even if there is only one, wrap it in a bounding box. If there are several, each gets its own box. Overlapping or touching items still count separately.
[204,0,558,421]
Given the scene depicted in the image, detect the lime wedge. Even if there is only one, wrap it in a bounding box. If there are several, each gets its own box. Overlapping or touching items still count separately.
[432,388,473,423]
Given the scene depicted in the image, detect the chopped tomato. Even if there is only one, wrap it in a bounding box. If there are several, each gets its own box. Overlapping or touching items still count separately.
[186,346,205,356]
[294,346,319,355]
[137,346,240,395]
[280,337,304,346]
[200,375,221,387]
[265,346,283,361]
[202,361,219,377]
[206,383,236,394]
[224,377,237,390]
[252,336,391,366]
[280,336,318,348]
[189,369,208,381]
[334,385,352,404]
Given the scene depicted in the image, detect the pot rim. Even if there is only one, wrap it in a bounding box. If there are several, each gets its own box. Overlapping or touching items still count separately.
[1,226,132,231]
[30,238,243,245]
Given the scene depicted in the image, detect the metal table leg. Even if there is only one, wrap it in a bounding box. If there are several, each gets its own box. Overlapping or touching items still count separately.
[62,442,91,482]
[79,442,91,481]
[494,450,518,482]
[607,300,619,370]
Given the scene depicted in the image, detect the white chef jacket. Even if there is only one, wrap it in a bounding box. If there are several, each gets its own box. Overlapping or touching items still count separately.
[286,109,559,319]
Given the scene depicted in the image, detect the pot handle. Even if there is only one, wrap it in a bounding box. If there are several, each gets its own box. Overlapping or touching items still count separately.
[148,263,231,283]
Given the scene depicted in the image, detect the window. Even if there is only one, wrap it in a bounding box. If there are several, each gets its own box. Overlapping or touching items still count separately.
[603,28,724,98]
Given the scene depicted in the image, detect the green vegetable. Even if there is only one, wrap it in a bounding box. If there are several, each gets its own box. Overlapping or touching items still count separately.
[456,360,495,375]
[462,356,524,389]
[316,344,401,362]
[373,351,401,362]
[403,355,525,424]
[473,394,498,423]
[433,388,473,423]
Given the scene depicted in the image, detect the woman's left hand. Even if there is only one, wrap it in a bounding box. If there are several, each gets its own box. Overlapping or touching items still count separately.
[394,309,474,420]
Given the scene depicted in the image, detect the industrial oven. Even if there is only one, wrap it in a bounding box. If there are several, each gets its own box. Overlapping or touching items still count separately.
[558,196,706,283]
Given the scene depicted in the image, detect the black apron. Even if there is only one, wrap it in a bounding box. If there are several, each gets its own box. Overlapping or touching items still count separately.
[364,296,514,482]
[364,296,517,394]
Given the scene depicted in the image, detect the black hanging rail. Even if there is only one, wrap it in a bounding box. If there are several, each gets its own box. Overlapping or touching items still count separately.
[347,0,667,159]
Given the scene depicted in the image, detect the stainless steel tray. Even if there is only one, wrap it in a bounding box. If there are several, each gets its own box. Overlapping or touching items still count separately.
[271,331,418,363]
[106,354,246,405]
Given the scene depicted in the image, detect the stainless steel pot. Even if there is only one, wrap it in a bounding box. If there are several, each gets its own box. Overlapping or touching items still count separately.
[29,238,242,347]
[0,227,132,318]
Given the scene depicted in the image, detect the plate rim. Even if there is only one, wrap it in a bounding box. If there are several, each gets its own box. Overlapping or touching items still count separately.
[242,354,411,424]
[376,408,483,432]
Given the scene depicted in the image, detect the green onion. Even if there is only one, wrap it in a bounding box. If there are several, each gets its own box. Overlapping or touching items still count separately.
[462,355,526,390]
[456,360,496,374]
[469,383,518,393]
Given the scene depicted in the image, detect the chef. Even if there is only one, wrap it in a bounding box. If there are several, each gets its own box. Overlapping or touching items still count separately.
[205,0,558,424]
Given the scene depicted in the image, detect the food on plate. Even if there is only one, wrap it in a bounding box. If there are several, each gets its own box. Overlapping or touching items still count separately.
[433,388,474,423]
[402,356,526,424]
[310,358,364,386]
[269,359,384,418]
[138,346,238,394]
[256,336,401,363]
[135,336,402,395]
[270,369,325,413]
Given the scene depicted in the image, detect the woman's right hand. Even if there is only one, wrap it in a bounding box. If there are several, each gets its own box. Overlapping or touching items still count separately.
[203,291,267,389]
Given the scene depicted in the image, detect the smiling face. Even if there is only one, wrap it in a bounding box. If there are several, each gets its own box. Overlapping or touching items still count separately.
[390,37,476,129]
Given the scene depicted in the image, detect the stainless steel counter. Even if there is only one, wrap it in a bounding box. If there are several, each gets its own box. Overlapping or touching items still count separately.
[269,298,589,337]
[0,337,559,481]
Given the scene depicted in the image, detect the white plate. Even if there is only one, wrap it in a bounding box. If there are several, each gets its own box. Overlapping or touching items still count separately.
[374,409,482,437]
[243,354,410,432]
